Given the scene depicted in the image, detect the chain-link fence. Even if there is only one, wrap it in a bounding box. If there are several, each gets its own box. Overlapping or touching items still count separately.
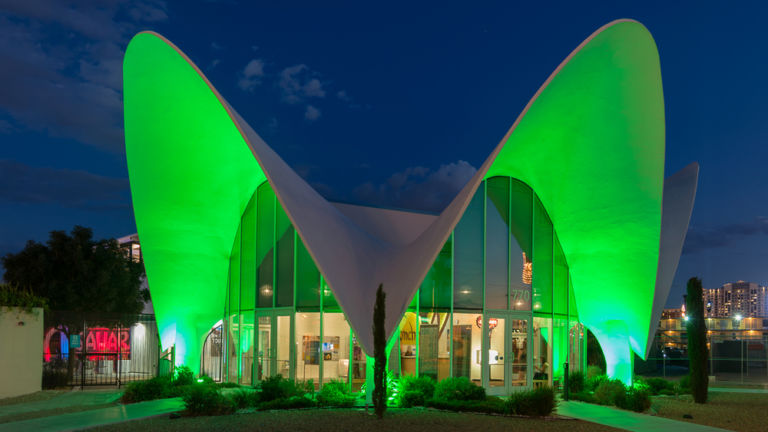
[636,330,768,385]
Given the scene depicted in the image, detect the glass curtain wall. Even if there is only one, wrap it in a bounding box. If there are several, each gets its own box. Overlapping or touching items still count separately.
[221,177,580,390]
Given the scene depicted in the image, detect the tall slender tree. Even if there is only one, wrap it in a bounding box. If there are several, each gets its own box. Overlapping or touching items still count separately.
[372,284,386,419]
[686,277,708,403]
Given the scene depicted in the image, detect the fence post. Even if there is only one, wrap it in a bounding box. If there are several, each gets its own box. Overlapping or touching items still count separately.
[81,318,86,390]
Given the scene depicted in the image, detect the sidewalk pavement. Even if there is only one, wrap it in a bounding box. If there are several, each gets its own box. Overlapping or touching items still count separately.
[710,386,768,394]
[0,390,122,418]
[0,397,184,432]
[557,400,733,432]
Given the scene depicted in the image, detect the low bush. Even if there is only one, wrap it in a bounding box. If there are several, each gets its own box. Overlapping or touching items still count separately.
[397,376,435,407]
[217,381,240,388]
[507,387,556,417]
[568,371,586,394]
[433,377,485,402]
[639,377,674,395]
[183,384,234,416]
[230,389,259,409]
[122,375,175,403]
[659,388,675,396]
[614,387,651,412]
[174,365,196,386]
[593,379,625,406]
[42,361,69,389]
[426,396,506,414]
[258,375,302,402]
[586,373,609,392]
[258,395,316,410]
[317,379,356,407]
[677,374,691,394]
[586,365,603,380]
[569,391,596,403]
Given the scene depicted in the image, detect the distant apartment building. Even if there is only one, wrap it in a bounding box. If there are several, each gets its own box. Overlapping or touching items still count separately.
[704,281,768,318]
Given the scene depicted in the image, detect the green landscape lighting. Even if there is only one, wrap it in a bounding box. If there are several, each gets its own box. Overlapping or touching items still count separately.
[485,20,664,384]
[124,32,265,371]
[124,19,686,386]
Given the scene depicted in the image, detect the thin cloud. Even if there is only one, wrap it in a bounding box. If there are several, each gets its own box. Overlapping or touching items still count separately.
[0,1,170,153]
[0,159,130,209]
[683,217,768,254]
[353,161,477,213]
[238,58,265,91]
[304,105,321,121]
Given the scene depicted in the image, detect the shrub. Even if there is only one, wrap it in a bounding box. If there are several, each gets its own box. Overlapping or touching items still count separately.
[659,388,675,396]
[399,390,425,408]
[586,374,609,392]
[230,389,259,409]
[174,365,195,386]
[258,375,302,402]
[568,371,585,394]
[122,375,174,403]
[397,375,435,407]
[360,370,401,406]
[217,381,240,388]
[42,360,69,389]
[639,377,673,395]
[586,365,603,380]
[615,387,651,412]
[317,379,356,407]
[570,391,596,403]
[593,379,625,406]
[258,395,316,410]
[183,384,233,416]
[677,374,691,394]
[298,379,315,399]
[507,387,556,417]
[426,396,506,414]
[433,377,485,402]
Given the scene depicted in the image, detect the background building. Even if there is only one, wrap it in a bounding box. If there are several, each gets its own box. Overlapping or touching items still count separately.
[704,281,768,318]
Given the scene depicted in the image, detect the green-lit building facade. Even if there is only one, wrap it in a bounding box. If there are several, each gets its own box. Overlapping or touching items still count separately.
[208,177,584,394]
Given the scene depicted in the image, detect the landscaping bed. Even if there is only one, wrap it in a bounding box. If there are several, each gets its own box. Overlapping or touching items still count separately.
[651,391,768,432]
[86,407,621,432]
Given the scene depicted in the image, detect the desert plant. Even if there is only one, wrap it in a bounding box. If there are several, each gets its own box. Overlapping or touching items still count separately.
[433,377,486,402]
[593,379,625,406]
[397,375,435,407]
[258,375,301,402]
[507,387,556,417]
[615,387,651,412]
[373,283,386,419]
[258,395,316,410]
[122,375,175,403]
[638,377,674,395]
[230,388,259,408]
[586,373,609,392]
[317,379,356,407]
[426,396,506,414]
[174,365,195,386]
[568,370,585,394]
[183,384,233,416]
[686,277,708,404]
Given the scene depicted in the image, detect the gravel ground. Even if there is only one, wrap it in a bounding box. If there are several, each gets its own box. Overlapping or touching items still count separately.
[652,392,768,432]
[86,407,621,432]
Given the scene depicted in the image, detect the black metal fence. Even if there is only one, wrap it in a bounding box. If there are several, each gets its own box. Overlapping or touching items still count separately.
[43,311,161,388]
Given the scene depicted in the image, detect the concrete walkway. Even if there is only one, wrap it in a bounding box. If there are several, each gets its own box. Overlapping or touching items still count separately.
[0,390,122,419]
[557,400,733,432]
[0,397,184,432]
[710,386,768,394]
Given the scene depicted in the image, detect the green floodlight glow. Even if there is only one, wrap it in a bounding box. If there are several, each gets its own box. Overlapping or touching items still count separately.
[124,20,667,384]
[485,20,664,384]
[124,32,265,372]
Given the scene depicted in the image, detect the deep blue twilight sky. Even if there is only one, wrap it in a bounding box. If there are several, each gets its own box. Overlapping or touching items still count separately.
[1,1,767,307]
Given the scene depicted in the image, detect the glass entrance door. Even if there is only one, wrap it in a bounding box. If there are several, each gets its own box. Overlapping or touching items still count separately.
[484,311,531,395]
[255,310,293,382]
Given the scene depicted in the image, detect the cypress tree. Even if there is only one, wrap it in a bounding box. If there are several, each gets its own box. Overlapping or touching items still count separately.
[685,277,708,403]
[373,284,386,419]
